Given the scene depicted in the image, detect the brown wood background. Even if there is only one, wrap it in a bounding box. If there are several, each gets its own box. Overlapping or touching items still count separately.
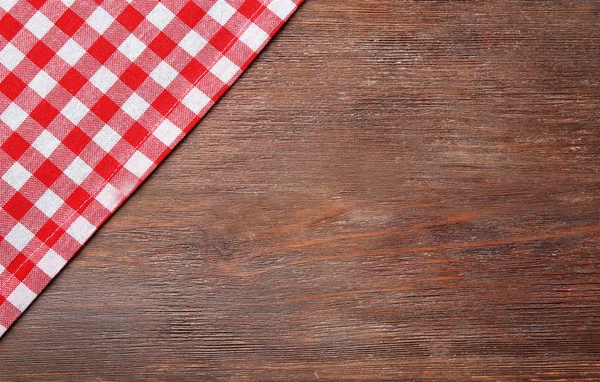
[2,0,600,380]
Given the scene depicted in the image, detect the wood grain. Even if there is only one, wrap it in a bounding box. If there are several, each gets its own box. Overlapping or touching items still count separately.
[1,0,600,380]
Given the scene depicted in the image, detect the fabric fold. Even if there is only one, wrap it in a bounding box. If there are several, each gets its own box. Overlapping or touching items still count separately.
[0,0,302,337]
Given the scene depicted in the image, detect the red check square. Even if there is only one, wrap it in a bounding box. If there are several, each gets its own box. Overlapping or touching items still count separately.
[0,73,27,101]
[0,14,22,41]
[3,192,33,221]
[60,68,87,96]
[56,9,85,37]
[27,42,55,68]
[2,133,30,161]
[92,95,120,123]
[36,220,64,247]
[121,63,148,90]
[88,37,117,64]
[149,32,176,59]
[34,160,63,187]
[63,127,91,155]
[178,2,206,28]
[30,100,59,127]
[117,5,144,33]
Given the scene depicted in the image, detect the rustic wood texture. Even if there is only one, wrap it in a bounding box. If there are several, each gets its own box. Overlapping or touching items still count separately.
[2,0,600,380]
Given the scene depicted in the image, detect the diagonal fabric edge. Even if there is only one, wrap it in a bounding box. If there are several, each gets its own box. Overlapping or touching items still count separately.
[0,0,303,338]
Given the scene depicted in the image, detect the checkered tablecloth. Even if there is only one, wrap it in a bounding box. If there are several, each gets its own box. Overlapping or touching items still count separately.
[0,0,301,337]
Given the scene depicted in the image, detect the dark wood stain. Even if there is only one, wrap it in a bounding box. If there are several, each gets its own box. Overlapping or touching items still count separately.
[2,1,600,380]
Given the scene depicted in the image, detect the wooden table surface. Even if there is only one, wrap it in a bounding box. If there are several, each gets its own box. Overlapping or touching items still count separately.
[2,1,600,380]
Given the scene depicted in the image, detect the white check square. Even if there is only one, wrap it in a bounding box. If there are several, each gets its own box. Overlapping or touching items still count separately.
[240,23,269,52]
[0,0,17,11]
[0,43,24,70]
[35,189,63,217]
[268,0,296,19]
[2,162,31,191]
[1,103,28,130]
[5,223,34,251]
[67,216,96,244]
[93,125,121,152]
[89,66,118,93]
[64,157,92,185]
[147,3,175,30]
[122,93,150,119]
[25,11,53,39]
[87,6,114,34]
[29,71,57,98]
[61,98,89,125]
[96,183,120,211]
[118,34,146,62]
[179,30,207,56]
[208,0,236,25]
[182,88,210,114]
[153,119,181,146]
[210,56,239,84]
[7,283,36,312]
[57,39,86,66]
[125,151,153,177]
[37,250,67,278]
[150,61,178,88]
[33,130,60,158]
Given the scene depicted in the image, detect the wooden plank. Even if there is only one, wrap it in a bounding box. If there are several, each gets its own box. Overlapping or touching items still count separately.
[1,0,599,379]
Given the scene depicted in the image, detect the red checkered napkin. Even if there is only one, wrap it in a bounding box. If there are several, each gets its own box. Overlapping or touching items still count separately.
[0,0,301,337]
